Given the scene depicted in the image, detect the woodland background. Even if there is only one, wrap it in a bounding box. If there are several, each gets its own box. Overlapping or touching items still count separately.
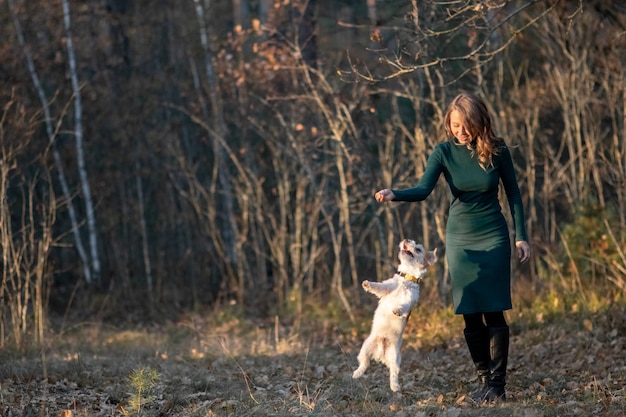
[1,1,625,415]
[0,0,625,348]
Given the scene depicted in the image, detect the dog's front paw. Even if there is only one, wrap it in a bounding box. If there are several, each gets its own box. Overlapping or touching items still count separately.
[362,280,371,290]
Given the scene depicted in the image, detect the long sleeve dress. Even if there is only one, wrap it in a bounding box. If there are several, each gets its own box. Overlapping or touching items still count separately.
[392,140,528,314]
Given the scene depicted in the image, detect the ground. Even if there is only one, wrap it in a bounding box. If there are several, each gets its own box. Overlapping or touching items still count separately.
[0,303,624,417]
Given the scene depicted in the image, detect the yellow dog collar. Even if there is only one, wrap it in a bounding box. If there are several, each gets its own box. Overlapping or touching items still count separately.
[398,271,423,284]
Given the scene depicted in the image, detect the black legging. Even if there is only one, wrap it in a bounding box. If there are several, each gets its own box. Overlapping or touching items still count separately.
[463,311,507,331]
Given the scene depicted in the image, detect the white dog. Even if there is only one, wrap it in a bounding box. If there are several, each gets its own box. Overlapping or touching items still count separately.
[352,239,438,392]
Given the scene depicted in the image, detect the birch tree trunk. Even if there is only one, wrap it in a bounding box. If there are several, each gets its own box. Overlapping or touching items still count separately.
[367,0,377,25]
[192,0,243,304]
[136,159,154,306]
[233,0,249,30]
[63,0,101,284]
[259,0,270,24]
[9,0,92,284]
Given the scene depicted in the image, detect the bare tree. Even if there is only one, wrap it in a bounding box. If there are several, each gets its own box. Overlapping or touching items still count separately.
[0,95,55,352]
[341,0,557,83]
[9,0,94,284]
[233,0,249,30]
[259,0,270,24]
[63,0,101,283]
[367,0,377,26]
[2,0,625,323]
[62,0,101,284]
[192,0,241,302]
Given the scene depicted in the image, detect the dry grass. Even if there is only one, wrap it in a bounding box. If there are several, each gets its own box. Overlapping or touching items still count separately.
[0,291,625,417]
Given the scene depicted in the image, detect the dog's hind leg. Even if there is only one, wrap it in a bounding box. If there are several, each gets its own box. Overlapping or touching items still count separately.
[386,347,402,392]
[352,338,373,379]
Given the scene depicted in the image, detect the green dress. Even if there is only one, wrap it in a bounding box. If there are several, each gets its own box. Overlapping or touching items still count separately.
[392,140,528,314]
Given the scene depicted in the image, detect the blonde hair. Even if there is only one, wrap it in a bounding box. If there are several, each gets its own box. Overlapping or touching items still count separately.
[444,93,504,168]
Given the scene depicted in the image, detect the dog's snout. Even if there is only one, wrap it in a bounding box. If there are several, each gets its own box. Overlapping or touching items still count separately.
[401,239,415,250]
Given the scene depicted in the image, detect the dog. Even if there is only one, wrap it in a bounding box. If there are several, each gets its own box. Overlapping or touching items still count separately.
[352,239,438,392]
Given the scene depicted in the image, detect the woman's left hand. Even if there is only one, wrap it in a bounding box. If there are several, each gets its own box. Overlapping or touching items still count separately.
[516,240,531,264]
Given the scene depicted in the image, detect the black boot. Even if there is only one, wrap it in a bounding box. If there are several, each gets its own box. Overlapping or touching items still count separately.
[463,327,490,402]
[485,326,509,403]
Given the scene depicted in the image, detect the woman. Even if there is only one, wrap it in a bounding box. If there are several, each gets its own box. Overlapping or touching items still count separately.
[375,92,531,403]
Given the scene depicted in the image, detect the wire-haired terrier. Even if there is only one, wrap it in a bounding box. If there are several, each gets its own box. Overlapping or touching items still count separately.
[353,239,438,392]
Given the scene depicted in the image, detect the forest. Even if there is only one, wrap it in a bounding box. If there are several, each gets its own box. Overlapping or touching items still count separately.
[0,0,625,415]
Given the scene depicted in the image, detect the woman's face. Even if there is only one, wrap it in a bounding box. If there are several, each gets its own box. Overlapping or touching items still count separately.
[449,110,471,145]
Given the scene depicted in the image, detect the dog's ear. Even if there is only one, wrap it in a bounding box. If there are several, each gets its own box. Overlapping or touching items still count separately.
[428,247,440,265]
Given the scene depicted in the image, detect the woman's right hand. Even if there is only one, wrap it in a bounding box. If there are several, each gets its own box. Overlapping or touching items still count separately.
[375,189,395,202]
